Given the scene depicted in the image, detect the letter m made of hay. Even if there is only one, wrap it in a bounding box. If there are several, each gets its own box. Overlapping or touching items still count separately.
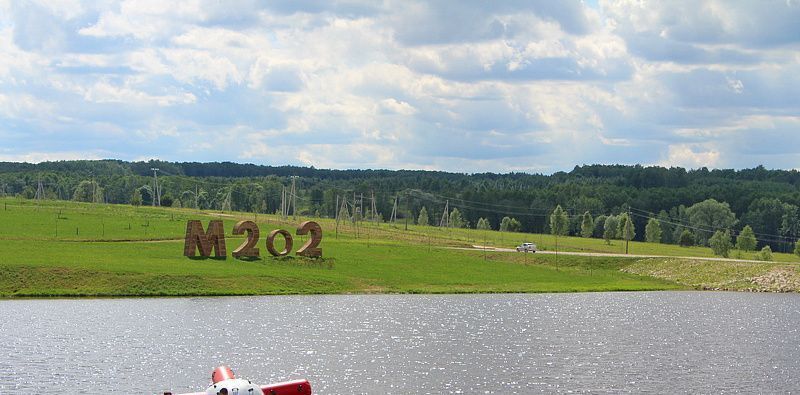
[183,220,227,257]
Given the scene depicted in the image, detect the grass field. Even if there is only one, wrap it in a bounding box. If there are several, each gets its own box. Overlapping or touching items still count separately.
[0,197,796,297]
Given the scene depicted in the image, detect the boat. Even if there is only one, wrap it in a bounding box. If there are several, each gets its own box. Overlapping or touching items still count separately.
[164,366,312,395]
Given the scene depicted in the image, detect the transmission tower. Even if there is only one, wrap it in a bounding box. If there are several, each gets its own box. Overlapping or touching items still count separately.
[389,196,398,224]
[370,191,378,223]
[35,177,45,202]
[340,195,351,222]
[221,188,232,212]
[439,200,449,228]
[335,195,346,238]
[150,168,161,207]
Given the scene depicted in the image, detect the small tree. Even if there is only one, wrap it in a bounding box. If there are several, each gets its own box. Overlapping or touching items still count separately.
[130,189,143,207]
[679,230,695,247]
[709,230,732,257]
[645,218,662,243]
[757,245,773,261]
[476,217,491,230]
[794,241,800,257]
[160,193,174,207]
[550,205,569,253]
[417,206,429,226]
[618,213,636,242]
[736,225,757,251]
[500,216,511,232]
[508,218,521,232]
[594,215,607,238]
[580,211,594,238]
[73,180,103,203]
[603,215,619,245]
[449,208,465,228]
[550,205,569,236]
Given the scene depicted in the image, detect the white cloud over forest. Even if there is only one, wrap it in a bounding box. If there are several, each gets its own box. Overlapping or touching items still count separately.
[0,0,798,172]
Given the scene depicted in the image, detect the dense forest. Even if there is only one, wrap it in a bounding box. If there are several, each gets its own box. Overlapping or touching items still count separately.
[2,160,800,252]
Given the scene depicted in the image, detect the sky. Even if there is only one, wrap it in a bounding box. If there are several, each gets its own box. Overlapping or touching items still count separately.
[0,0,799,174]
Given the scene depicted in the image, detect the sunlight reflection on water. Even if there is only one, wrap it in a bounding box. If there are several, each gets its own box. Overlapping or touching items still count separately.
[1,291,799,393]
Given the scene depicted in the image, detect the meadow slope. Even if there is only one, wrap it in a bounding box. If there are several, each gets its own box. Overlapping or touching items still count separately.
[0,198,796,297]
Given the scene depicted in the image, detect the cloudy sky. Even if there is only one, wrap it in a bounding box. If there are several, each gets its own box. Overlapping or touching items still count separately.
[0,1,799,173]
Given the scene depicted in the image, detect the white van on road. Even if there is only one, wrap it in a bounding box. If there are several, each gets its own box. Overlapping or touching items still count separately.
[516,243,536,252]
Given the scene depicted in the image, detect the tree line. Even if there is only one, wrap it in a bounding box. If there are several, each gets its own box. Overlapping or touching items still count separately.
[2,160,800,254]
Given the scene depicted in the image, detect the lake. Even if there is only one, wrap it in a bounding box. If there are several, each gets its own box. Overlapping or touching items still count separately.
[1,292,799,393]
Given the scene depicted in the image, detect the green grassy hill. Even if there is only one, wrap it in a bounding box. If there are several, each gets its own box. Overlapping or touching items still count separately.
[0,197,797,297]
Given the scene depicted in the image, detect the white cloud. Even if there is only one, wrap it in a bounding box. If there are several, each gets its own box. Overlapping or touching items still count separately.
[83,80,196,106]
[160,48,242,90]
[0,93,53,118]
[726,76,744,93]
[0,150,106,163]
[79,0,203,39]
[379,98,417,116]
[661,144,720,168]
[0,1,798,173]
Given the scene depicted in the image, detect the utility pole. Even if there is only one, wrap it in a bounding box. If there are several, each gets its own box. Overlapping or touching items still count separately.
[404,192,409,231]
[280,187,286,219]
[370,190,377,224]
[335,195,340,239]
[625,207,631,255]
[195,184,199,209]
[150,168,160,207]
[290,176,298,220]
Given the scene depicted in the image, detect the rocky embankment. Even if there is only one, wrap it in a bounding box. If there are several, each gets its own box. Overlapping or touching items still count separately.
[622,258,800,292]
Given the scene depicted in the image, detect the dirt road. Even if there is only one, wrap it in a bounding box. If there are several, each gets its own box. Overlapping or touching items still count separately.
[466,245,773,264]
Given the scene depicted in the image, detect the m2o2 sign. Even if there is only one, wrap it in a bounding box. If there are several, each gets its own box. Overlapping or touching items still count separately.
[183,220,322,258]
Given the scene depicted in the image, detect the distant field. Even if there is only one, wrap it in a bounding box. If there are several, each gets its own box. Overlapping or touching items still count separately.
[0,197,795,297]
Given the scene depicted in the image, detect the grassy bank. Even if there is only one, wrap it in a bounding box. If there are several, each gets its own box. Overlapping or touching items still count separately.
[0,197,794,297]
[622,258,800,292]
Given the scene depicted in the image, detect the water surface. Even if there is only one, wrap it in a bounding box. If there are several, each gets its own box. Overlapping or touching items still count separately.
[1,292,799,393]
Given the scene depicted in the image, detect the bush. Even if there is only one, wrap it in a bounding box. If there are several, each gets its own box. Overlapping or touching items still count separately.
[678,230,695,247]
[736,225,757,251]
[709,230,732,258]
[756,245,773,261]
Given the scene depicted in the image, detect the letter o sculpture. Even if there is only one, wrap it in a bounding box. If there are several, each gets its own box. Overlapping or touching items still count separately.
[266,229,294,257]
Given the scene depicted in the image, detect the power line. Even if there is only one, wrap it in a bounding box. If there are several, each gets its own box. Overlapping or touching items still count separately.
[628,211,792,246]
[628,206,788,241]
